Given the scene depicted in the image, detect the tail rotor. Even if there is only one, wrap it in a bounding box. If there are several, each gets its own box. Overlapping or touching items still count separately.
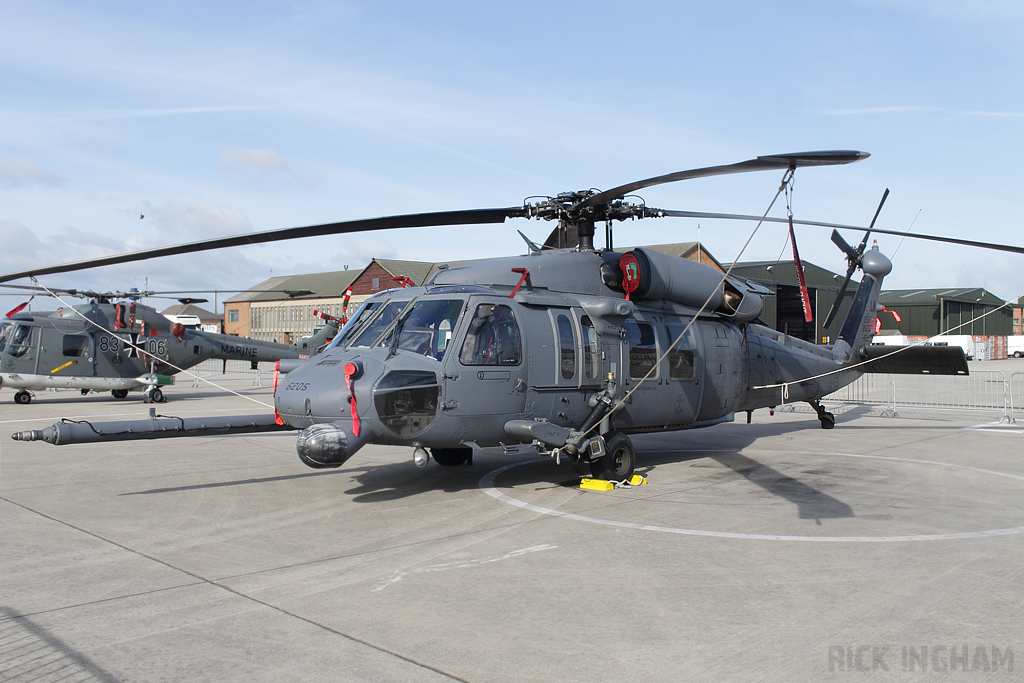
[822,188,889,329]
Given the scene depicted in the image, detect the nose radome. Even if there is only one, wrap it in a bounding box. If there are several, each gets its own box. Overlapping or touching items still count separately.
[296,422,373,469]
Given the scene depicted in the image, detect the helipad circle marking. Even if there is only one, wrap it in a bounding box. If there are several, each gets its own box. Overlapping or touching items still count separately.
[479,451,1024,542]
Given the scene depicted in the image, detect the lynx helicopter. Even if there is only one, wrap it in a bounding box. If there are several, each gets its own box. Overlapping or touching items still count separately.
[8,151,1024,481]
[0,286,340,404]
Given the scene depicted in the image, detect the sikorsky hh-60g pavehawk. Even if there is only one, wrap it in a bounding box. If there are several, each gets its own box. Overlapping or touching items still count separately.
[8,151,1023,481]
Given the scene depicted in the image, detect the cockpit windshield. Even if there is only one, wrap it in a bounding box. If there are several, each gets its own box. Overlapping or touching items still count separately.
[327,299,383,349]
[348,299,413,348]
[383,299,464,361]
[2,323,33,358]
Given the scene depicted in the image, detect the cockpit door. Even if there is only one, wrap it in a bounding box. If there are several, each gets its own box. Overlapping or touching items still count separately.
[442,299,526,416]
[2,323,37,369]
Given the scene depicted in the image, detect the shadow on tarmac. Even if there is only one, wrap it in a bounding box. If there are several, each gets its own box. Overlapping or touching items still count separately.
[118,404,904,520]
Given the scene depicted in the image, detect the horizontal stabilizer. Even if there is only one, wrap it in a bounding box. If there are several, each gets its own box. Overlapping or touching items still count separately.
[859,345,969,375]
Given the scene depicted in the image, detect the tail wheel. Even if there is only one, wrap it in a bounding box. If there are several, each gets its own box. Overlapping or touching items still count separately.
[431,447,471,466]
[589,431,636,481]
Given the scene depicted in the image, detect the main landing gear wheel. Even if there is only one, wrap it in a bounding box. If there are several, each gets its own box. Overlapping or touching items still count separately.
[14,391,32,405]
[589,431,636,481]
[143,387,164,403]
[431,447,472,466]
[111,389,129,399]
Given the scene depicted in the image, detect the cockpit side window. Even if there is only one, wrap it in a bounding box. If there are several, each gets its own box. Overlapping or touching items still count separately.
[459,303,521,366]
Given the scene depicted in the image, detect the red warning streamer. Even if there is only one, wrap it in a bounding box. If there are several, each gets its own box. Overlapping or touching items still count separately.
[788,215,814,323]
[5,297,32,318]
[272,361,284,426]
[344,362,360,436]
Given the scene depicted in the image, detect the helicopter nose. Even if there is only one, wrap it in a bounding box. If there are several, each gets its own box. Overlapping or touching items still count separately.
[275,357,374,427]
[295,422,374,468]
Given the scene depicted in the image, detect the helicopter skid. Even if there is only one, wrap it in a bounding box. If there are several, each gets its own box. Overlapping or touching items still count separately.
[1,372,144,393]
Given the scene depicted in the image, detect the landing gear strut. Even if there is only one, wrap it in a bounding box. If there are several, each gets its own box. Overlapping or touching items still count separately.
[809,399,835,429]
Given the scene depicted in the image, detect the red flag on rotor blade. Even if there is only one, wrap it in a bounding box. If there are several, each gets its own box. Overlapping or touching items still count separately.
[788,216,813,323]
[6,300,30,318]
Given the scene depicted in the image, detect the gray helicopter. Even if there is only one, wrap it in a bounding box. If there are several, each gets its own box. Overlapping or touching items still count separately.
[9,151,1022,480]
[0,288,339,404]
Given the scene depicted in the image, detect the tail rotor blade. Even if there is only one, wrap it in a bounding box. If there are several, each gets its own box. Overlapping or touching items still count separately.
[831,229,859,261]
[824,188,891,331]
[858,187,890,251]
[823,274,852,330]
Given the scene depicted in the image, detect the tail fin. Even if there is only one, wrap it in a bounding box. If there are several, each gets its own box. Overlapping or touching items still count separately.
[831,246,892,362]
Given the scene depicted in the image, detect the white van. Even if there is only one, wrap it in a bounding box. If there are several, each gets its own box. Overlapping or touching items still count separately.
[929,335,975,360]
[1009,336,1024,358]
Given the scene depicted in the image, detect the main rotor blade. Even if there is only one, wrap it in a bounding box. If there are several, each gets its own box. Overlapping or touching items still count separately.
[0,208,526,284]
[573,151,869,212]
[662,210,1024,255]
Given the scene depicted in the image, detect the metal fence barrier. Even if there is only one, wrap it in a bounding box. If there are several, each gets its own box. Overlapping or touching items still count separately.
[1011,372,1024,424]
[825,370,1015,423]
[187,359,268,388]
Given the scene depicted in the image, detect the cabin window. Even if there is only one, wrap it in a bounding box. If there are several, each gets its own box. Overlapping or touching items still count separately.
[62,334,90,358]
[392,299,463,361]
[557,314,576,380]
[666,323,696,381]
[580,315,599,380]
[460,303,521,366]
[0,322,11,353]
[625,319,658,379]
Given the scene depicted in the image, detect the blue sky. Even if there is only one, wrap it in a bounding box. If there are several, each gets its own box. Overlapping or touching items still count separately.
[2,0,1023,310]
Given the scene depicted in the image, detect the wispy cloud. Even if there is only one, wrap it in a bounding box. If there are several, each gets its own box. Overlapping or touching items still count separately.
[0,157,65,188]
[78,104,281,120]
[822,106,1024,118]
[217,148,318,186]
[134,199,253,240]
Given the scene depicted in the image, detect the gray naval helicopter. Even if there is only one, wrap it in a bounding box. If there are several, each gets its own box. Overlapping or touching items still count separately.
[0,287,339,404]
[9,151,1024,480]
